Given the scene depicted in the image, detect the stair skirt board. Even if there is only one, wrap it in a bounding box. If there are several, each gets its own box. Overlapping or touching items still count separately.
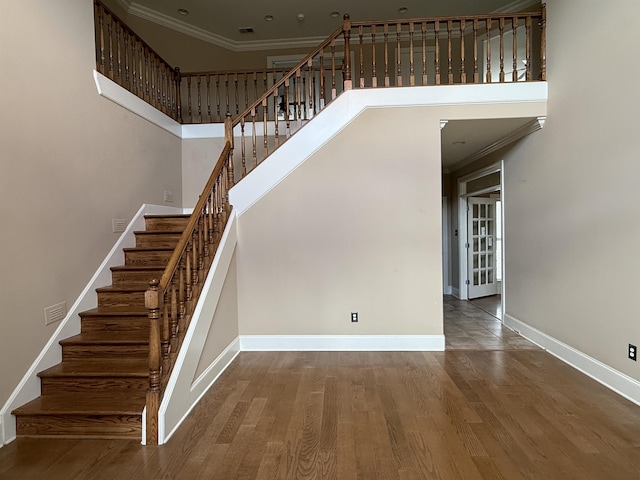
[152,210,238,445]
[0,204,185,446]
[239,335,446,352]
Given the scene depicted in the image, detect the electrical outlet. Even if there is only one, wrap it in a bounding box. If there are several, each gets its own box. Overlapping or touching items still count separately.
[351,312,358,322]
[629,344,637,361]
[164,190,173,203]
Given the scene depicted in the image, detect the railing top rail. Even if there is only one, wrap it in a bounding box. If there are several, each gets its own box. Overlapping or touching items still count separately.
[350,9,543,27]
[157,141,231,291]
[94,0,175,71]
[231,24,345,128]
[181,67,293,77]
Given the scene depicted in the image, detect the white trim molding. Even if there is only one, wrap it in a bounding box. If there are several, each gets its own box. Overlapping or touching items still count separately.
[239,335,445,352]
[504,314,640,407]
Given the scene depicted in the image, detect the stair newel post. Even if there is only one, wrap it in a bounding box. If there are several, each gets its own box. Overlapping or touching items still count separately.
[175,67,183,123]
[224,113,234,189]
[342,14,352,91]
[145,279,161,445]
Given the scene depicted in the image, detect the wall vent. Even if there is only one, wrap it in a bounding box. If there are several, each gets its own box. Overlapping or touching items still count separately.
[44,301,67,326]
[238,27,254,34]
[112,218,126,233]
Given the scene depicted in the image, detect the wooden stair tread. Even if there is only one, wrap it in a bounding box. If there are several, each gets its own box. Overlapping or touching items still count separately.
[59,332,148,345]
[144,214,190,218]
[95,285,148,293]
[39,360,148,377]
[110,265,165,272]
[13,394,145,415]
[133,230,183,235]
[79,306,148,316]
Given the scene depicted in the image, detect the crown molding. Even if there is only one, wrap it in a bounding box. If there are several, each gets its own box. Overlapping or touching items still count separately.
[113,0,542,53]
[451,115,545,171]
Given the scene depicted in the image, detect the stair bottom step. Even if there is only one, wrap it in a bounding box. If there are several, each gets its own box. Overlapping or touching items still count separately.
[16,414,141,438]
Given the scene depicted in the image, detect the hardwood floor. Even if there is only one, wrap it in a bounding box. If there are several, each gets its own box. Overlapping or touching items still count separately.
[2,298,640,479]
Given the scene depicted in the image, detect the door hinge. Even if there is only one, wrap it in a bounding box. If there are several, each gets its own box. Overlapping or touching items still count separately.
[465,280,470,285]
[465,243,470,248]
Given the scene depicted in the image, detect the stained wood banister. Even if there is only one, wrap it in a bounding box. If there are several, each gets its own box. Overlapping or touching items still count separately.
[145,140,232,445]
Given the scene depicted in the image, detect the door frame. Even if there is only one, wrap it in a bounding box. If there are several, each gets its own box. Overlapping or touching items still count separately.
[457,162,504,313]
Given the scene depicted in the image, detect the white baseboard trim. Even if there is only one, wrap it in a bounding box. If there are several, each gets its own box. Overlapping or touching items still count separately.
[504,313,640,406]
[239,335,445,351]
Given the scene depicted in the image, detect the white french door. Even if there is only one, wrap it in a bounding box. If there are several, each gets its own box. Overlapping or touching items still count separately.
[467,197,498,299]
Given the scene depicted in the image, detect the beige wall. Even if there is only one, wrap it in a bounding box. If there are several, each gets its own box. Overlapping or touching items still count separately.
[194,251,239,380]
[0,0,182,406]
[450,0,640,381]
[236,107,444,336]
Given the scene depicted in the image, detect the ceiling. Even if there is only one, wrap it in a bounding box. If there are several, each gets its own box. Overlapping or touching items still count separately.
[109,0,543,170]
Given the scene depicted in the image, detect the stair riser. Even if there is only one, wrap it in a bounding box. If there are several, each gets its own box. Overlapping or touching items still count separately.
[135,233,182,248]
[125,250,173,266]
[144,217,190,232]
[111,270,164,286]
[40,377,148,396]
[97,291,145,308]
[62,344,148,361]
[15,414,142,438]
[80,316,149,333]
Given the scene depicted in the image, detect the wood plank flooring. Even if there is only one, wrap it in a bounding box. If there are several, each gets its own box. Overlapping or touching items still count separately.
[1,297,640,479]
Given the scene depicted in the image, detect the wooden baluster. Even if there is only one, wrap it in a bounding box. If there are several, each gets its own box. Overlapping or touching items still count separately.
[473,19,479,83]
[197,216,204,284]
[251,106,257,169]
[273,75,279,146]
[150,55,156,105]
[296,68,302,127]
[240,117,246,177]
[307,59,314,118]
[499,18,505,82]
[384,24,390,86]
[254,73,259,114]
[145,279,160,445]
[301,75,307,119]
[312,70,317,115]
[244,73,249,112]
[215,74,221,122]
[234,73,239,115]
[186,76,192,122]
[512,17,518,82]
[202,206,209,264]
[540,5,546,81]
[185,241,193,311]
[170,277,178,351]
[526,16,532,81]
[421,22,427,85]
[396,23,402,86]
[447,20,453,84]
[123,32,130,88]
[206,75,212,121]
[225,74,230,116]
[434,21,441,85]
[263,98,268,158]
[178,256,186,334]
[409,22,415,86]
[97,5,106,73]
[284,77,291,137]
[197,75,202,122]
[343,15,352,90]
[319,50,326,108]
[191,230,199,295]
[225,113,234,188]
[175,68,182,123]
[486,19,492,82]
[359,25,365,88]
[371,25,378,87]
[115,24,122,83]
[460,20,466,84]
[331,39,337,99]
[161,289,170,375]
[207,194,214,252]
[107,14,114,79]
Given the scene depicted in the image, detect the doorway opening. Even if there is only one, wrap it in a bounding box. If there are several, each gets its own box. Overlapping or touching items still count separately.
[457,161,504,321]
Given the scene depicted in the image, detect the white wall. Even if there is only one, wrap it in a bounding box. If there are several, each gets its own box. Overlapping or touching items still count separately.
[501,0,640,382]
[0,0,182,407]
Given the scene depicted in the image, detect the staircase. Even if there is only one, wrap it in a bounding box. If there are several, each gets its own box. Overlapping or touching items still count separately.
[12,214,189,438]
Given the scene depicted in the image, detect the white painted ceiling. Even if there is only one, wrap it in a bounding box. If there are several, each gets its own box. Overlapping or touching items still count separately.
[110,0,543,170]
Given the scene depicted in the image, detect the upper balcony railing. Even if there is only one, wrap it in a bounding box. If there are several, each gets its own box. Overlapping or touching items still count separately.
[94,1,546,127]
